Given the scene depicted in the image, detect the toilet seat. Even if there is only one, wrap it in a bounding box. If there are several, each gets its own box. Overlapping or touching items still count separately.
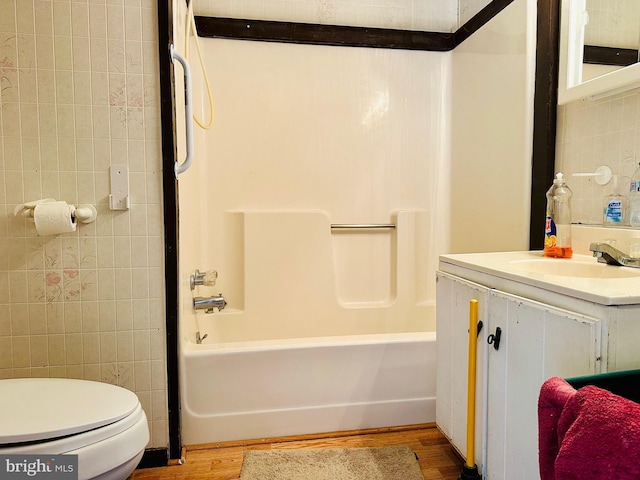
[0,378,140,445]
[0,378,149,480]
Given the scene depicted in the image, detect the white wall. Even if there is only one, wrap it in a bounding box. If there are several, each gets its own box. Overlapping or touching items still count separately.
[178,37,451,334]
[459,0,494,25]
[193,0,459,32]
[449,0,535,253]
[191,0,493,33]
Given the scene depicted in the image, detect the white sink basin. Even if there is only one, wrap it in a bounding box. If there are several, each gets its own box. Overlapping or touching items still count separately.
[508,258,640,278]
[439,232,640,305]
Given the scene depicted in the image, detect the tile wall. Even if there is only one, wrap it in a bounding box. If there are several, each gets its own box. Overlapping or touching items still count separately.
[556,86,640,226]
[0,0,167,448]
[584,0,640,50]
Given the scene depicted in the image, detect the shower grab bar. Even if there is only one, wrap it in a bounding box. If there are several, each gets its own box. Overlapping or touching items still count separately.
[330,224,396,229]
[170,45,194,177]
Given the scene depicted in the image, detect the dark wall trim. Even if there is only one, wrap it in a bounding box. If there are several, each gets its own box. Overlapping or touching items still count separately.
[195,16,454,50]
[529,0,559,249]
[194,0,515,51]
[454,0,515,46]
[584,45,638,67]
[157,0,182,461]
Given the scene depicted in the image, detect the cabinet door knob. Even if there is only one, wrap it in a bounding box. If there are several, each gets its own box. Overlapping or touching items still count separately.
[487,327,502,350]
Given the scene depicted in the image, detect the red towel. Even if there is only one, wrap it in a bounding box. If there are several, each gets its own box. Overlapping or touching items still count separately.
[538,376,640,480]
[538,376,578,479]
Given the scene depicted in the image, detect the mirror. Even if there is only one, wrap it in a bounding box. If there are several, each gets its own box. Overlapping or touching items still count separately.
[558,0,640,104]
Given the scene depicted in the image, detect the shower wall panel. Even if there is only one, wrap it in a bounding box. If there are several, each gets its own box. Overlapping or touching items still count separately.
[178,38,451,323]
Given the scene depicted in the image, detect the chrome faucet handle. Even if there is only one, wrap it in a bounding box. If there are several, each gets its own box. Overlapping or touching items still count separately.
[190,269,218,290]
[589,242,623,265]
[589,242,640,267]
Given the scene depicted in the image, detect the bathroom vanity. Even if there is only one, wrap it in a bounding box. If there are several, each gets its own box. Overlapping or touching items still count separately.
[436,248,640,479]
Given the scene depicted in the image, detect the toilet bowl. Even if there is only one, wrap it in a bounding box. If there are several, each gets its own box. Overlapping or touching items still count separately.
[0,378,149,480]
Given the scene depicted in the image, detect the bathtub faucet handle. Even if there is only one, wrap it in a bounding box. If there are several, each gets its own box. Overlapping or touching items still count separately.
[193,294,227,313]
[190,269,218,290]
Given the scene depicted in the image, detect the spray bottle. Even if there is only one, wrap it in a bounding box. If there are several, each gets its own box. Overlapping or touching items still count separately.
[544,173,573,258]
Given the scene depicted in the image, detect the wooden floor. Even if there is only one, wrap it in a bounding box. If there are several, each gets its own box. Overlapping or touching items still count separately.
[132,424,464,480]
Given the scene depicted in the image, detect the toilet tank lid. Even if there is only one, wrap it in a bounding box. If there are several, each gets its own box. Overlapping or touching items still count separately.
[0,378,141,445]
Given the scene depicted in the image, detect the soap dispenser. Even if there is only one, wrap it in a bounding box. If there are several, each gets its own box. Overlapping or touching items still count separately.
[603,175,626,226]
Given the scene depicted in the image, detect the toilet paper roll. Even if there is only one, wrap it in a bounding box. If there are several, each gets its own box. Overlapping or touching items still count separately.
[33,202,77,236]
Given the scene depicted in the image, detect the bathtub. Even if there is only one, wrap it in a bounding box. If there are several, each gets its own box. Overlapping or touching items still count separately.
[179,209,438,445]
[180,325,436,445]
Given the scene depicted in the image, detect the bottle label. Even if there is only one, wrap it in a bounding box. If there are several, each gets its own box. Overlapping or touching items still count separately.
[605,199,622,223]
[545,216,571,246]
[544,215,557,247]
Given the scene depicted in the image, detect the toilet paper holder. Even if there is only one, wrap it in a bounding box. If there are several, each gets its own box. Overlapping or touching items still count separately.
[14,199,98,224]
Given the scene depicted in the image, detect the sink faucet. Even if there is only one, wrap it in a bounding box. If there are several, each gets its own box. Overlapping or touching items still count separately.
[193,294,227,313]
[589,243,640,268]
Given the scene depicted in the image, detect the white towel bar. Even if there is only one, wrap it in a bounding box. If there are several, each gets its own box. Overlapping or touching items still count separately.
[330,224,396,229]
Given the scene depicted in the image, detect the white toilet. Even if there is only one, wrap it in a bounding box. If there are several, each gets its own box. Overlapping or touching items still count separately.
[0,378,149,480]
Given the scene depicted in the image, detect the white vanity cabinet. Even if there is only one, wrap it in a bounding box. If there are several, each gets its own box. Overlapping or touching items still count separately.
[437,268,603,479]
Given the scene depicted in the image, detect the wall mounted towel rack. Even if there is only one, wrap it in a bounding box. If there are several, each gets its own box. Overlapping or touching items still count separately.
[330,224,396,229]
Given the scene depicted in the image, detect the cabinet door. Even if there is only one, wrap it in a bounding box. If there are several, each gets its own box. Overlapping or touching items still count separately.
[436,272,488,467]
[485,290,601,480]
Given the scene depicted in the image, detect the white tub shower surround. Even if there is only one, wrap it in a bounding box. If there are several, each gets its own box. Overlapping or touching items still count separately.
[180,210,436,444]
[177,37,448,445]
[173,0,536,446]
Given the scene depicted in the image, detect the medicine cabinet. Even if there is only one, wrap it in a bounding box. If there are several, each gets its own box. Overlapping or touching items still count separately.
[558,0,640,104]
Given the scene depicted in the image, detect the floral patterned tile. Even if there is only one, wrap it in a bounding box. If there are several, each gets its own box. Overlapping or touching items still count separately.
[101,361,134,390]
[1,0,166,448]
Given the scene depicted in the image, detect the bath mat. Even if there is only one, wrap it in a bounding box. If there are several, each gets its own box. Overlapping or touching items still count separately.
[239,445,424,480]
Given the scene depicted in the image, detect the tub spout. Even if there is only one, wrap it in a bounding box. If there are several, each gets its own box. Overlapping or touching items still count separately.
[193,294,226,313]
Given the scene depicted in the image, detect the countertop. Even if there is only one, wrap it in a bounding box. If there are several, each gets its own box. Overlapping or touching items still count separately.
[439,250,640,306]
